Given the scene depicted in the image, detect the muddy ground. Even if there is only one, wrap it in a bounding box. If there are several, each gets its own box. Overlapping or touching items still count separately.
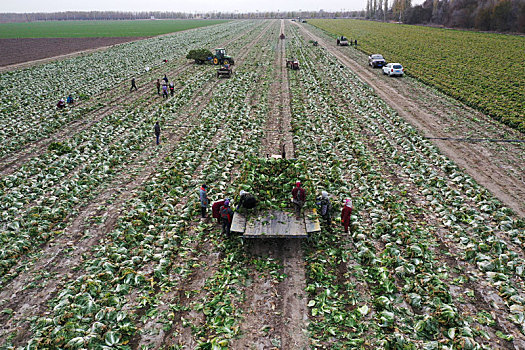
[0,37,145,68]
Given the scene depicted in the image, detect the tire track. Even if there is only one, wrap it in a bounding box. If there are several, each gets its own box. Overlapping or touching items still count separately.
[233,19,310,350]
[0,25,256,177]
[296,22,525,218]
[0,22,268,346]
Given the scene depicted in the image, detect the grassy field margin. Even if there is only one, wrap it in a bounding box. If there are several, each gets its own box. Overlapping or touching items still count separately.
[0,19,228,38]
[309,19,525,133]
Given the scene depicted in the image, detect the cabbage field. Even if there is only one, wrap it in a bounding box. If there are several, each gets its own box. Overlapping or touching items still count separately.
[0,19,524,349]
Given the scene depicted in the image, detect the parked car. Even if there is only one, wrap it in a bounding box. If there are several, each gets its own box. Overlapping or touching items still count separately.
[382,63,404,77]
[337,36,349,46]
[368,54,386,68]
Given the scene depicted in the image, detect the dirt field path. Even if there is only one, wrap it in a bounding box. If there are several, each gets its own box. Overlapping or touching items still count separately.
[296,22,525,218]
[0,25,254,177]
[232,19,310,350]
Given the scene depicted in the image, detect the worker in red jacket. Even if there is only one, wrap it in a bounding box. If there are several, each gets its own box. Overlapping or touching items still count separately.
[341,199,353,233]
[292,181,306,219]
[212,198,227,224]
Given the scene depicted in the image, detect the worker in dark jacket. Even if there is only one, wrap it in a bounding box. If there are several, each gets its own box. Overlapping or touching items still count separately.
[57,98,66,109]
[292,181,306,219]
[130,78,138,92]
[169,82,174,96]
[341,199,353,233]
[154,121,161,145]
[316,191,332,230]
[237,190,257,212]
[220,200,234,236]
[199,184,209,218]
[156,79,161,95]
[163,74,169,84]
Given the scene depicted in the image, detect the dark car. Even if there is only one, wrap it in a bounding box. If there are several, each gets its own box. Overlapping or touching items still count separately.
[368,54,386,68]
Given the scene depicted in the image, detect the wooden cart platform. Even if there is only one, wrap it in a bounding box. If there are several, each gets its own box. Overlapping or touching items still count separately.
[231,209,320,238]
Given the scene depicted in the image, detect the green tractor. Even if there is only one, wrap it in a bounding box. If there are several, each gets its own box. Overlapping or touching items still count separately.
[212,48,235,65]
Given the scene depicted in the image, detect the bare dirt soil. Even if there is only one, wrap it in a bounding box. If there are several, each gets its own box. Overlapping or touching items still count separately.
[232,19,310,350]
[0,37,146,68]
[297,22,525,218]
[0,26,257,346]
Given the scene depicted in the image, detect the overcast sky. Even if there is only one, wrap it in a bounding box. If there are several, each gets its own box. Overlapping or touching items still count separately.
[1,0,425,14]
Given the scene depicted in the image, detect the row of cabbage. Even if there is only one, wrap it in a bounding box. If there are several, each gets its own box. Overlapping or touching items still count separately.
[308,19,525,133]
[0,20,256,158]
[4,20,279,349]
[0,21,267,287]
[286,23,524,348]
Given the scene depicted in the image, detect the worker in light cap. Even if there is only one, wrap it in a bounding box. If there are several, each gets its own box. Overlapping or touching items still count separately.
[316,190,332,230]
[291,181,306,219]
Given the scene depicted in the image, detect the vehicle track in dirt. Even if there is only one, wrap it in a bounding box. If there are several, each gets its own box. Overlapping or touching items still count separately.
[288,24,522,347]
[0,26,263,283]
[0,22,269,346]
[0,26,255,177]
[155,20,283,349]
[0,70,223,347]
[296,22,525,218]
[0,18,274,348]
[231,19,310,350]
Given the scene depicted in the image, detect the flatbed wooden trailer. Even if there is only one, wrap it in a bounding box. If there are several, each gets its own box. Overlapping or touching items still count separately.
[217,66,232,78]
[231,209,320,238]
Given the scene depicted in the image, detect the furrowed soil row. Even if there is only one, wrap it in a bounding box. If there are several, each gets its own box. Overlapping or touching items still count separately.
[288,22,524,348]
[0,22,263,176]
[296,22,525,218]
[157,20,283,348]
[0,21,274,346]
[235,19,310,350]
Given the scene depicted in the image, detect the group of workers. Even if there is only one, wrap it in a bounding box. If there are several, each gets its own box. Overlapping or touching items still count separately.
[199,181,354,237]
[56,95,75,109]
[155,75,175,98]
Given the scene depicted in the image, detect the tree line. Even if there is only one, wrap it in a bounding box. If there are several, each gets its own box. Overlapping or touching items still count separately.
[366,0,525,32]
[2,1,524,32]
[0,10,363,23]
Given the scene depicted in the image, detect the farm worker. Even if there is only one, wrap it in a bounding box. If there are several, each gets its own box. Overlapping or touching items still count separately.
[316,191,332,230]
[169,82,175,96]
[130,78,138,92]
[156,79,161,95]
[163,74,168,84]
[56,98,66,109]
[66,95,74,104]
[199,184,209,218]
[292,181,306,219]
[220,200,234,236]
[212,198,227,224]
[162,84,168,99]
[154,121,161,145]
[341,199,353,233]
[354,39,357,47]
[236,190,257,212]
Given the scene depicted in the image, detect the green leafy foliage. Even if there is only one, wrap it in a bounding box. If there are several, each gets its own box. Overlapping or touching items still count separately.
[186,48,213,64]
[310,19,525,132]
